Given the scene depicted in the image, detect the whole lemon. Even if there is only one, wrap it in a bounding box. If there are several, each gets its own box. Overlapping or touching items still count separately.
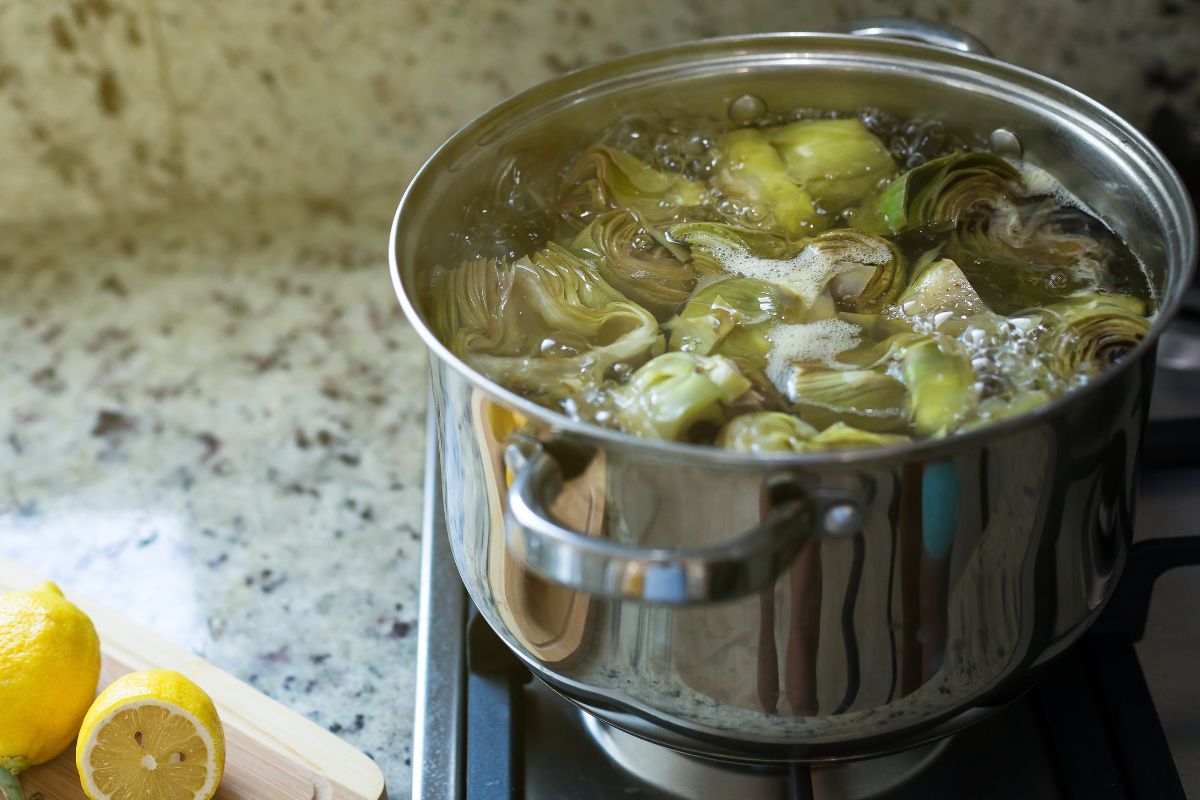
[0,581,101,790]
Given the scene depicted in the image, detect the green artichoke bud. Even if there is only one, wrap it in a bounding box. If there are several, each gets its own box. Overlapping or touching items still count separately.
[571,211,711,318]
[854,152,1019,235]
[1042,293,1150,377]
[785,366,911,432]
[764,118,897,212]
[429,244,663,403]
[614,352,753,441]
[712,129,824,237]
[900,338,978,436]
[717,412,818,453]
[557,145,708,226]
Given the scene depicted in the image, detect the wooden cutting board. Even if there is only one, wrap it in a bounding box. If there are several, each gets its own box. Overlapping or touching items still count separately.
[0,556,387,800]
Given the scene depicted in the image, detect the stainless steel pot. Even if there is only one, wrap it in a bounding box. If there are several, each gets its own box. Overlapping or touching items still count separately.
[389,22,1197,762]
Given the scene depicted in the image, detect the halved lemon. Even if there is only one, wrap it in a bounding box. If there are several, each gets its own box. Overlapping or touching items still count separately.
[76,670,225,800]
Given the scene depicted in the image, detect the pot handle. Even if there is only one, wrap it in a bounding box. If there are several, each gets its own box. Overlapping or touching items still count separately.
[837,18,992,57]
[503,438,866,605]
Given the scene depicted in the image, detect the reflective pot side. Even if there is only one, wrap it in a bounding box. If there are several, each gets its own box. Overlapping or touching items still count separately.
[433,339,1152,759]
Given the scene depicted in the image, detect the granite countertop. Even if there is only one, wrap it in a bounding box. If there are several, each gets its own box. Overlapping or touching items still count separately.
[0,194,426,792]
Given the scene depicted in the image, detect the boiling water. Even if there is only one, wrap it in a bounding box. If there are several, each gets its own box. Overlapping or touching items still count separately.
[433,107,1155,443]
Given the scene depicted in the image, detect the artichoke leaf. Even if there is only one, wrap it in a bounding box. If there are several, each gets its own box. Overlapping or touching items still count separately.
[900,338,978,437]
[808,228,907,313]
[804,422,911,451]
[614,352,753,441]
[712,129,824,237]
[854,152,1020,235]
[764,119,897,212]
[429,244,663,403]
[964,390,1053,430]
[557,145,708,226]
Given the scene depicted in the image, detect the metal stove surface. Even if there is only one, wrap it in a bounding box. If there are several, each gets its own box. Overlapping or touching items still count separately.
[413,317,1200,800]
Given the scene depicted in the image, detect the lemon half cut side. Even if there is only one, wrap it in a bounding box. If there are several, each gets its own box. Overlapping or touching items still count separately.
[76,670,225,800]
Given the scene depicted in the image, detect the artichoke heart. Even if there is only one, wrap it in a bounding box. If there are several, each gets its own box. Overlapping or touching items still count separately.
[429,244,663,403]
[900,338,978,437]
[571,211,708,318]
[1042,293,1150,377]
[712,129,824,237]
[786,366,910,433]
[557,145,708,226]
[855,152,1020,235]
[614,352,753,441]
[764,118,897,212]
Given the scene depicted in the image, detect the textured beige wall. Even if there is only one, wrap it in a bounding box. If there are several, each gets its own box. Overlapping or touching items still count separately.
[0,0,1193,224]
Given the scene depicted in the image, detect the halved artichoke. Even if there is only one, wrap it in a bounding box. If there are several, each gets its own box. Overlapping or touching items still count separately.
[556,145,709,226]
[1041,293,1150,377]
[809,228,907,313]
[764,118,897,212]
[663,276,805,387]
[897,254,990,326]
[854,152,1020,235]
[717,411,818,453]
[718,412,909,453]
[711,129,824,237]
[899,338,978,437]
[429,244,663,403]
[571,210,708,318]
[785,366,911,433]
[613,351,753,441]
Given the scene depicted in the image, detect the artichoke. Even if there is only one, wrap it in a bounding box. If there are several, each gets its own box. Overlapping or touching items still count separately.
[718,411,818,453]
[900,338,978,437]
[663,276,805,388]
[1042,293,1150,377]
[785,366,910,433]
[556,145,708,226]
[718,412,909,453]
[854,152,1019,235]
[429,244,663,403]
[808,228,907,313]
[571,210,708,318]
[944,200,1122,314]
[965,390,1053,430]
[613,352,753,441]
[897,255,990,326]
[711,129,823,237]
[764,118,897,212]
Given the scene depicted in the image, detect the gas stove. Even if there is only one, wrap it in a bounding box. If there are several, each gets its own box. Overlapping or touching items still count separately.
[412,300,1200,799]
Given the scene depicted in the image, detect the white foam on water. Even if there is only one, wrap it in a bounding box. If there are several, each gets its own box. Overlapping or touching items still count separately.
[765,318,862,394]
[1009,158,1090,213]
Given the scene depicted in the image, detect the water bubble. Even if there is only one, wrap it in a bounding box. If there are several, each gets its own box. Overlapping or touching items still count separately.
[728,94,767,124]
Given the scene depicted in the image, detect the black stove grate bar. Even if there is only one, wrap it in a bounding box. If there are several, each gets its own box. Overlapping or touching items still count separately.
[466,608,527,800]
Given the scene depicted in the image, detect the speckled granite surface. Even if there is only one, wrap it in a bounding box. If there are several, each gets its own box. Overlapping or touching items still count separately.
[0,195,426,790]
[0,1,1195,224]
[0,2,1195,797]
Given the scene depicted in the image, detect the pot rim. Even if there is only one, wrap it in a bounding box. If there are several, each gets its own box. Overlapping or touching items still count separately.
[389,31,1198,468]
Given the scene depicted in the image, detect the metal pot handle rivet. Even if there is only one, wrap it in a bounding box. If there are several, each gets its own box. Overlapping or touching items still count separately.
[502,438,866,604]
[837,17,991,57]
